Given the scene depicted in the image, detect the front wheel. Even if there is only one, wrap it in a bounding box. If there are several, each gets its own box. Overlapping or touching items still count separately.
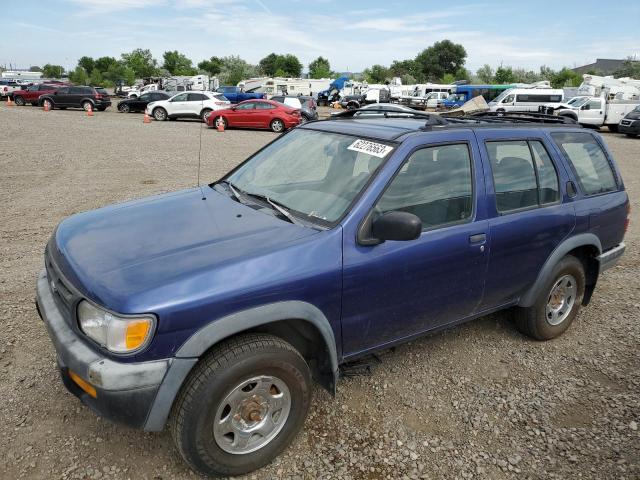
[608,124,619,133]
[119,103,130,113]
[514,255,585,340]
[270,118,285,133]
[153,107,167,121]
[171,334,312,477]
[213,116,227,129]
[14,96,25,106]
[42,99,54,110]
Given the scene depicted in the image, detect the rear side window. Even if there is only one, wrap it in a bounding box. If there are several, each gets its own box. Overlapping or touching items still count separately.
[95,88,108,95]
[188,93,206,101]
[487,140,560,213]
[376,144,473,229]
[551,132,617,195]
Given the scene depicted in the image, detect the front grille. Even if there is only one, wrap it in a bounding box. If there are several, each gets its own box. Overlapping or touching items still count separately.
[621,120,631,125]
[44,247,80,323]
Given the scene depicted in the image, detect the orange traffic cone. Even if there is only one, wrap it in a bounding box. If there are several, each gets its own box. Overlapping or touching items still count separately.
[87,104,94,117]
[143,112,151,124]
[216,117,225,132]
[6,97,14,107]
[43,101,50,112]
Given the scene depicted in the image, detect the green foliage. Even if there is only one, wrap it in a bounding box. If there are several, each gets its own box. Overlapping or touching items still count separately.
[389,59,418,78]
[494,66,515,84]
[89,69,104,86]
[258,53,302,77]
[414,40,467,82]
[441,73,455,84]
[218,55,258,86]
[68,66,88,85]
[198,56,224,76]
[94,56,118,73]
[476,64,494,84]
[401,74,416,85]
[120,48,158,78]
[550,68,582,88]
[614,58,640,79]
[363,64,389,83]
[29,65,42,72]
[162,50,197,76]
[78,56,95,74]
[308,56,332,79]
[42,64,65,78]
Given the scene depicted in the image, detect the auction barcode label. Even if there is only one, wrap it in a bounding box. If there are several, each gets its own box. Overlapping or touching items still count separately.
[347,139,394,158]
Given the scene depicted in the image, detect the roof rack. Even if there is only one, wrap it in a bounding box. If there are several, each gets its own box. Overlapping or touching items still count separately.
[329,107,447,123]
[446,111,578,125]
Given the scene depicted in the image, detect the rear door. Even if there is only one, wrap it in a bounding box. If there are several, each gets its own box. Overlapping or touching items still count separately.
[187,93,207,116]
[474,130,575,309]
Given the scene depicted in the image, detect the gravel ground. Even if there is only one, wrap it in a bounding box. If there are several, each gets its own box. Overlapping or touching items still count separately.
[0,103,638,480]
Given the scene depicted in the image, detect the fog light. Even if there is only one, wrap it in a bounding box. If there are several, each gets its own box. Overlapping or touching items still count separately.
[69,370,97,398]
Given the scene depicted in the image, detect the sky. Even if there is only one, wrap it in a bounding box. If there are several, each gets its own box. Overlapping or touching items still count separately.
[2,0,639,74]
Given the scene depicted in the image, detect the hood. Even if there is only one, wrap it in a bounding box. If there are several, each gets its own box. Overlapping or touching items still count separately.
[51,187,318,312]
[625,109,640,120]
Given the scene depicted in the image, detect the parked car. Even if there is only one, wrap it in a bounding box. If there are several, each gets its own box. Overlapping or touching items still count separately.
[39,86,112,111]
[207,99,301,132]
[550,96,639,131]
[270,95,318,121]
[341,87,391,109]
[215,86,266,104]
[331,103,419,117]
[618,104,640,137]
[117,91,171,113]
[145,91,230,122]
[0,79,24,99]
[36,111,628,477]
[489,88,564,112]
[11,83,61,106]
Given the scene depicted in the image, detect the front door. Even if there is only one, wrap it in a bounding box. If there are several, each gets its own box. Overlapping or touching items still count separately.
[580,98,605,126]
[342,136,488,356]
[231,101,258,127]
[168,92,190,115]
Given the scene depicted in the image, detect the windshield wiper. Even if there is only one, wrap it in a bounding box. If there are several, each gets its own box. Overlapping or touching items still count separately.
[242,190,301,225]
[218,180,242,202]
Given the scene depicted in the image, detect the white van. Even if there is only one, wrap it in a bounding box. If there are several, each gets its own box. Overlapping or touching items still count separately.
[488,88,564,112]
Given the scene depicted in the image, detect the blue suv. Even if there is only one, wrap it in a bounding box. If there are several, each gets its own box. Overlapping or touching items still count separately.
[36,110,628,477]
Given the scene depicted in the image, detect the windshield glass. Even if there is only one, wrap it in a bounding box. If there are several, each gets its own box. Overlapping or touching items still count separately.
[224,129,392,223]
[568,96,589,107]
[633,105,640,112]
[491,89,513,104]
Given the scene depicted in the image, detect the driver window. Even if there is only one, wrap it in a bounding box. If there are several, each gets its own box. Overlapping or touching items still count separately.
[376,144,473,230]
[503,94,515,103]
[587,99,601,110]
[171,93,188,102]
[236,102,256,110]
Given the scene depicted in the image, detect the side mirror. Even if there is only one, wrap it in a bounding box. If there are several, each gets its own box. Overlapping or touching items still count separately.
[372,211,422,242]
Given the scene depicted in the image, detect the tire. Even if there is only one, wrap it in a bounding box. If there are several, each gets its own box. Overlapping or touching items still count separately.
[514,255,585,340]
[213,116,227,129]
[119,103,130,113]
[14,96,25,106]
[270,118,285,133]
[82,101,93,111]
[171,333,312,477]
[153,107,167,121]
[608,124,619,133]
[626,133,638,138]
[200,108,212,122]
[97,107,107,112]
[42,99,54,110]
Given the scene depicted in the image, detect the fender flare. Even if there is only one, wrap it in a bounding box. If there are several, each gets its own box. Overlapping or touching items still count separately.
[518,233,602,308]
[143,301,338,431]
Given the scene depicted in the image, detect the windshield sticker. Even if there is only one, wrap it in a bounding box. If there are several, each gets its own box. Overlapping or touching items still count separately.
[347,139,394,158]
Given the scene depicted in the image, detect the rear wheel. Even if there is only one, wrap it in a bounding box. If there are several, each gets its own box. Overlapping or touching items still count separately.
[153,107,168,121]
[270,118,285,133]
[171,334,312,477]
[200,108,213,122]
[514,255,585,340]
[14,96,25,106]
[82,101,93,111]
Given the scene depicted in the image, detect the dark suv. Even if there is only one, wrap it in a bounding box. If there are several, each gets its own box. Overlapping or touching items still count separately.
[39,85,112,111]
[36,110,628,477]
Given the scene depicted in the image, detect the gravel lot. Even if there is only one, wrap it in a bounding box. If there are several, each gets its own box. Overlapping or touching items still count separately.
[0,103,638,480]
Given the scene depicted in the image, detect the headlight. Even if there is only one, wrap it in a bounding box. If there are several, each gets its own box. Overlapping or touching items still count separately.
[77,300,155,354]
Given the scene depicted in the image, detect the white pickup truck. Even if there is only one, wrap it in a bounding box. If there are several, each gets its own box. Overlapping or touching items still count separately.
[1,79,27,99]
[549,95,640,131]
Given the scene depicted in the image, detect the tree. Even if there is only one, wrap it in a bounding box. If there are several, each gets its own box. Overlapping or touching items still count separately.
[162,50,197,76]
[494,66,515,84]
[476,64,494,83]
[512,68,541,84]
[550,68,582,88]
[363,64,389,83]
[279,54,302,77]
[89,69,104,86]
[78,56,95,74]
[121,48,157,78]
[42,64,64,78]
[198,56,224,77]
[414,40,467,82]
[68,66,89,85]
[218,55,258,86]
[94,56,118,74]
[259,53,280,76]
[258,53,302,77]
[614,58,640,79]
[389,59,418,78]
[308,56,332,78]
[29,65,42,72]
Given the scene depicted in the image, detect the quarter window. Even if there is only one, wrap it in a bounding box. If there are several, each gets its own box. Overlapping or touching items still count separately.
[551,132,617,195]
[375,144,473,229]
[487,140,559,213]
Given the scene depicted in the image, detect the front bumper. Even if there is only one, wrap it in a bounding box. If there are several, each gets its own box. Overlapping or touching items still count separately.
[618,119,640,135]
[36,269,169,428]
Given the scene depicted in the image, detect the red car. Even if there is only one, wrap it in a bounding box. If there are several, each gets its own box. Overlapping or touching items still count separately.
[11,83,61,106]
[207,99,301,132]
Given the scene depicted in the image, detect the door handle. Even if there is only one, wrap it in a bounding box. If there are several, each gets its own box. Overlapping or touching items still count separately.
[469,233,486,244]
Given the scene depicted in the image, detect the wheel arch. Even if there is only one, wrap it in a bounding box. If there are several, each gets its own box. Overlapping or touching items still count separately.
[143,301,338,432]
[518,233,602,308]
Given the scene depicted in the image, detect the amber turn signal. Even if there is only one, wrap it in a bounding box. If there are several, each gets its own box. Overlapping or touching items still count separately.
[125,320,152,350]
[68,370,97,398]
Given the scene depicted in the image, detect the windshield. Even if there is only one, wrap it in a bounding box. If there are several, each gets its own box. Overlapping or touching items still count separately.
[568,96,589,107]
[633,105,640,112]
[223,129,393,223]
[491,89,514,104]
